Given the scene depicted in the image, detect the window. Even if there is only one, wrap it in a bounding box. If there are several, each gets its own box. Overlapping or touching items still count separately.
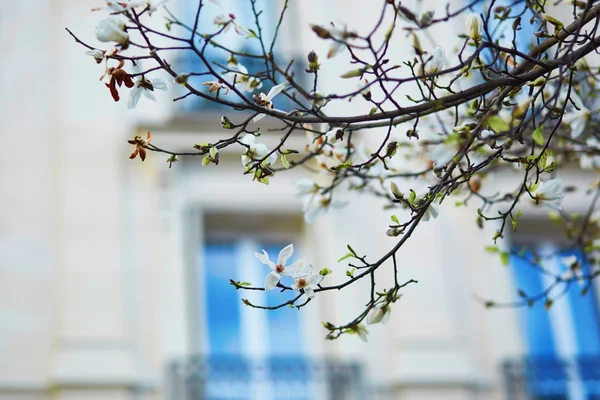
[177,0,304,114]
[508,242,600,399]
[201,239,305,356]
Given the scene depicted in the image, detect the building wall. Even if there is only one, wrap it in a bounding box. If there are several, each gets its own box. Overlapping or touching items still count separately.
[0,0,592,399]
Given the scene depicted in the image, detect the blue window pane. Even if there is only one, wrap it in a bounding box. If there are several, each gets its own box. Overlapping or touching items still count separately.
[204,242,242,354]
[511,250,557,356]
[560,249,600,355]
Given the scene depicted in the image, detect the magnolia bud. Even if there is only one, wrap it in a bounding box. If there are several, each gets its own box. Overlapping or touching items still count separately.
[95,16,129,47]
[466,13,482,41]
[174,73,189,86]
[307,51,320,72]
[221,115,234,129]
[310,25,331,39]
[390,182,403,199]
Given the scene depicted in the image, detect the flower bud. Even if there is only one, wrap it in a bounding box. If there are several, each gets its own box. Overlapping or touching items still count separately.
[307,51,320,72]
[390,182,403,199]
[174,73,189,86]
[310,25,331,39]
[340,68,364,79]
[95,16,129,46]
[466,13,482,41]
[221,115,234,129]
[425,46,445,75]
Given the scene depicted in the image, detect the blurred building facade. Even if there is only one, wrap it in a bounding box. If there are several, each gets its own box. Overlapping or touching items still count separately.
[1,0,600,400]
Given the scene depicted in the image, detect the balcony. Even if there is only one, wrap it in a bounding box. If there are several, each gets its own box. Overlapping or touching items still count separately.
[167,356,366,400]
[503,357,600,399]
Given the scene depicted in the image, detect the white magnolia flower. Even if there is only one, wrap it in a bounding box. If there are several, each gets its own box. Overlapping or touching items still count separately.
[225,63,262,92]
[128,62,171,109]
[209,0,250,35]
[425,46,445,75]
[429,140,457,169]
[252,83,286,123]
[531,179,565,210]
[255,244,309,290]
[352,324,369,342]
[95,16,129,46]
[327,23,353,58]
[240,134,277,167]
[296,178,320,206]
[291,264,324,299]
[421,201,439,222]
[367,304,391,325]
[303,193,346,223]
[85,49,105,64]
[466,13,482,41]
[563,105,591,139]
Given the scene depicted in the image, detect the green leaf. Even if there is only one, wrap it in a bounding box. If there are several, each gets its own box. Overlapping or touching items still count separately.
[515,209,523,219]
[532,126,544,146]
[500,251,510,266]
[319,268,333,276]
[347,244,357,256]
[338,253,354,263]
[408,190,416,206]
[511,219,518,232]
[281,154,290,169]
[487,115,510,133]
[391,215,400,224]
[485,245,499,253]
[345,268,356,278]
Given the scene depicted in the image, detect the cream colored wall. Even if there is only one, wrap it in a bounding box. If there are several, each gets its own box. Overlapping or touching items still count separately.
[0,0,590,400]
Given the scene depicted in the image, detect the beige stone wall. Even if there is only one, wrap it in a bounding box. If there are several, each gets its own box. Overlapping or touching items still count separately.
[0,1,593,400]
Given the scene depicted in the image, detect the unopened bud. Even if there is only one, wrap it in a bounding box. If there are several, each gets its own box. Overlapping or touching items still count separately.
[390,182,403,199]
[174,73,189,86]
[310,25,331,39]
[340,68,364,79]
[386,228,401,237]
[221,115,234,129]
[307,51,320,72]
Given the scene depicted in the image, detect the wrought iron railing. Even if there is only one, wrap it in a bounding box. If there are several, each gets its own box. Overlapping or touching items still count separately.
[167,355,366,400]
[503,357,600,400]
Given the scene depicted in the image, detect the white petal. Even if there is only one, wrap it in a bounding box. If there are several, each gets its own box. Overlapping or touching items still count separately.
[570,114,588,139]
[266,83,286,101]
[143,89,156,101]
[151,78,171,91]
[277,244,294,266]
[307,274,324,286]
[303,287,316,299]
[253,113,266,123]
[241,134,255,146]
[255,250,276,271]
[381,309,391,324]
[367,308,384,325]
[285,258,309,277]
[264,271,280,290]
[304,204,324,224]
[128,87,143,109]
